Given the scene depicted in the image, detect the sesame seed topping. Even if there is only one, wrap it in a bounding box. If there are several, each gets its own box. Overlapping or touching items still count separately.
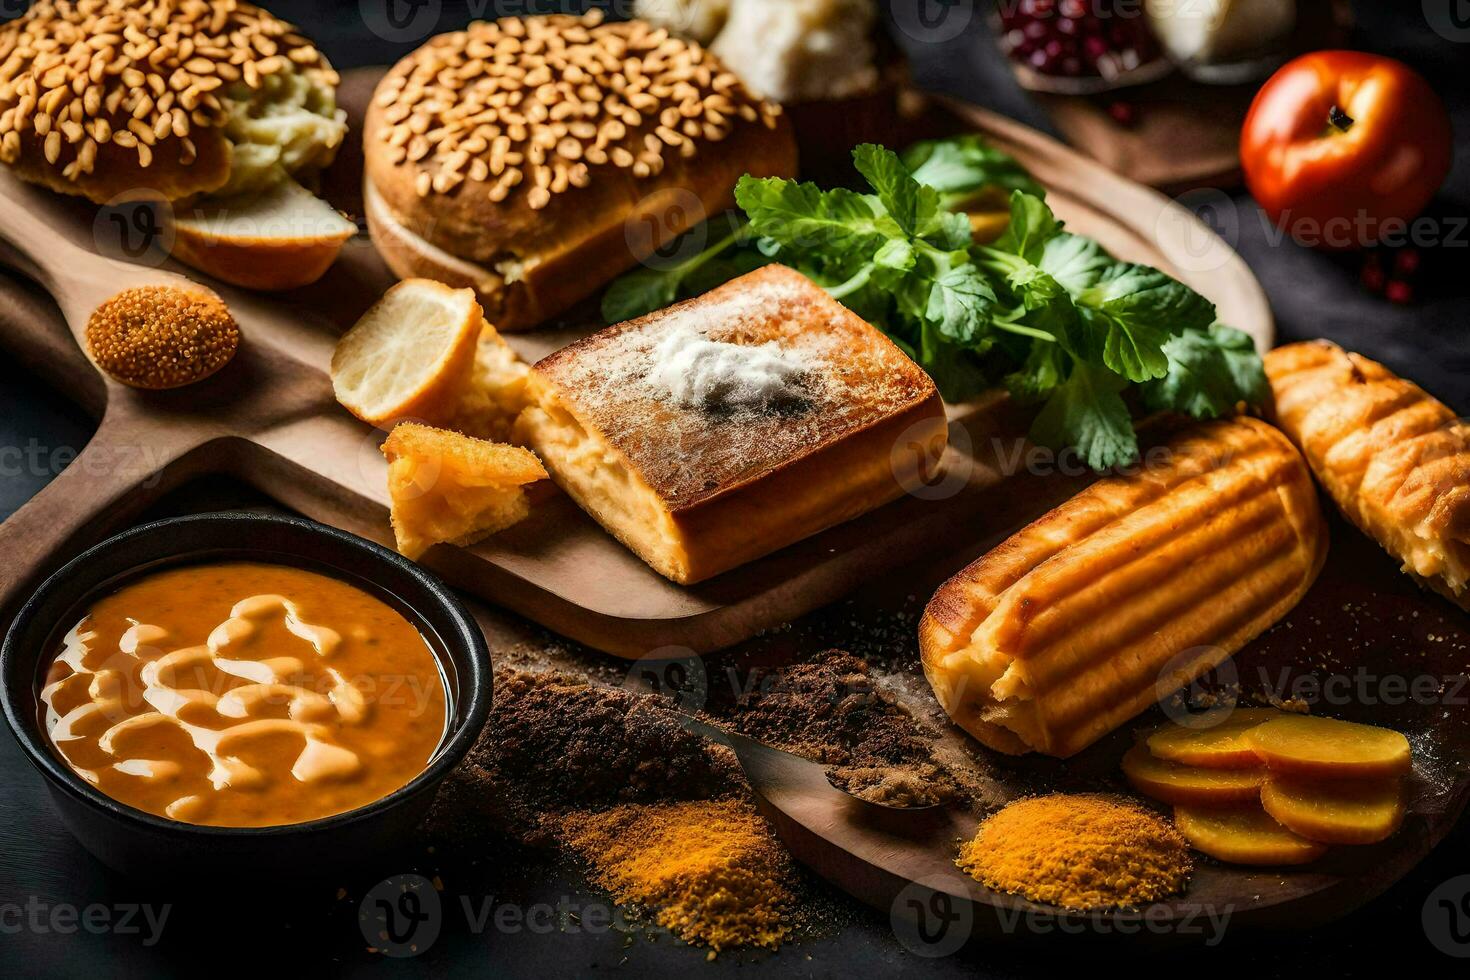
[0,1,338,176]
[378,13,781,210]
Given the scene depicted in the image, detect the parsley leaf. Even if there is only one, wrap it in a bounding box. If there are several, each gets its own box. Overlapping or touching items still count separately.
[901,135,1047,210]
[1038,233,1112,294]
[734,174,891,258]
[1143,324,1269,418]
[1031,361,1138,470]
[991,190,1063,264]
[1073,264,1217,382]
[853,143,939,237]
[601,140,1267,473]
[926,265,997,344]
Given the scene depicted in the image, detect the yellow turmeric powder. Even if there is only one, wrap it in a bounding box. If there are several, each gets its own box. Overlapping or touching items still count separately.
[555,799,795,952]
[956,793,1191,910]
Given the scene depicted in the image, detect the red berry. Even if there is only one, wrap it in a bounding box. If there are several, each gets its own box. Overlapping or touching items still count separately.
[1385,280,1414,304]
[1107,101,1136,126]
[1360,255,1385,292]
[1394,248,1421,276]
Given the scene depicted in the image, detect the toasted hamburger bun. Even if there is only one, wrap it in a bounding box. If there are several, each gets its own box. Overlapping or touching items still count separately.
[362,11,797,330]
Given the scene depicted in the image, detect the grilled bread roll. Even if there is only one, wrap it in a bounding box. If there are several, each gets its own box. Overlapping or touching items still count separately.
[1266,341,1469,610]
[920,418,1327,758]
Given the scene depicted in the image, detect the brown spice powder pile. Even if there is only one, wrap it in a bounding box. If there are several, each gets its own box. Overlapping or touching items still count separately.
[431,668,740,843]
[956,794,1191,910]
[708,650,964,807]
[554,800,796,953]
[424,668,804,953]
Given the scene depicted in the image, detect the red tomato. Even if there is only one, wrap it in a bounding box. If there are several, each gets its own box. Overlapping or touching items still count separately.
[1241,51,1453,249]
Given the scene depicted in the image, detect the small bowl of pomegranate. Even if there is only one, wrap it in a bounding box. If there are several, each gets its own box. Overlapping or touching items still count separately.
[993,0,1172,95]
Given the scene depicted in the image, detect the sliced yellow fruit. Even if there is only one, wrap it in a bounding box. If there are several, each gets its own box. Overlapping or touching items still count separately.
[1260,778,1406,845]
[1145,708,1285,769]
[1122,743,1265,806]
[331,279,482,427]
[1174,805,1329,866]
[382,422,547,561]
[1245,715,1412,779]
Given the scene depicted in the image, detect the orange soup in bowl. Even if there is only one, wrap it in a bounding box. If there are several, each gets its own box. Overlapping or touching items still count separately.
[38,562,448,828]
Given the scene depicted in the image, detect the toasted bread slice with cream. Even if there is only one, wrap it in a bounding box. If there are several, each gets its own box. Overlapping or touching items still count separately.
[920,418,1327,758]
[515,264,947,584]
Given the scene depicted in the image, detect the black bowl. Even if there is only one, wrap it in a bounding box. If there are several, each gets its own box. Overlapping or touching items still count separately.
[0,512,491,881]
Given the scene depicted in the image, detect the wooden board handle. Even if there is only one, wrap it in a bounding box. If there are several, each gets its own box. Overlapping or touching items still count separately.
[0,414,205,622]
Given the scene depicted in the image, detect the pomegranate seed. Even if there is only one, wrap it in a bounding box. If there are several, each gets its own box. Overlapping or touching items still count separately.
[1394,248,1421,276]
[1385,280,1414,304]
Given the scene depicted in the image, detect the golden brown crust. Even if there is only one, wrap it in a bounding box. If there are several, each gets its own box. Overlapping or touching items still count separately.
[361,14,797,330]
[1266,340,1469,610]
[920,418,1327,758]
[6,126,232,206]
[519,264,946,584]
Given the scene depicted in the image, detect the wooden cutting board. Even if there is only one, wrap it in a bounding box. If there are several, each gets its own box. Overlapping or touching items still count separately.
[0,69,1272,657]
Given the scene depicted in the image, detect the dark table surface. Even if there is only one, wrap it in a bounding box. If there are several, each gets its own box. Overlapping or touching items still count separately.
[2,2,1467,976]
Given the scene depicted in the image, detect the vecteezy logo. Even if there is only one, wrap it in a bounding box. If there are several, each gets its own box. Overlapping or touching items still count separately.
[890,882,972,957]
[359,874,442,958]
[890,0,975,45]
[1423,0,1470,42]
[1424,875,1470,957]
[621,645,709,714]
[360,0,442,43]
[93,192,173,267]
[1154,645,1240,729]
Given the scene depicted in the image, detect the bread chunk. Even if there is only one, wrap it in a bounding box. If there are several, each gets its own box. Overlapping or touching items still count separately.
[382,424,547,561]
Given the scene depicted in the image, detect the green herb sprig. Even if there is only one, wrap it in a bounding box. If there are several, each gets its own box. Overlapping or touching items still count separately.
[601,137,1266,471]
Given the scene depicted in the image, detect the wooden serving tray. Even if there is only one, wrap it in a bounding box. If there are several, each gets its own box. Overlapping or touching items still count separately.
[0,69,1272,657]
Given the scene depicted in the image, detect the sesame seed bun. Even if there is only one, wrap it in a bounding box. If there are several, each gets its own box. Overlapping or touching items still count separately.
[362,13,797,331]
[0,1,342,207]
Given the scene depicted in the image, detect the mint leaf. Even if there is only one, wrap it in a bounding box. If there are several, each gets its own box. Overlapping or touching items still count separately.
[1031,361,1138,470]
[901,135,1046,209]
[925,265,996,344]
[1074,264,1217,382]
[1143,324,1268,418]
[992,191,1063,264]
[854,143,938,236]
[735,174,890,256]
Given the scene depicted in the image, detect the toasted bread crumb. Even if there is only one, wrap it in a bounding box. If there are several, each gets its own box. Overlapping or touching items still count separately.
[382,423,547,560]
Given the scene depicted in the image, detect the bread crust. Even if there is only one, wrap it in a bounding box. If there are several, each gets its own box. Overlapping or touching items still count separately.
[1266,340,1469,610]
[920,417,1327,758]
[8,126,232,206]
